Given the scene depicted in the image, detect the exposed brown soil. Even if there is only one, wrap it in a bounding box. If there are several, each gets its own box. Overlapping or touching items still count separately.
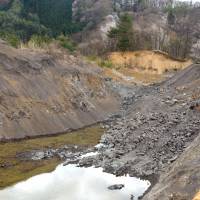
[0,40,120,140]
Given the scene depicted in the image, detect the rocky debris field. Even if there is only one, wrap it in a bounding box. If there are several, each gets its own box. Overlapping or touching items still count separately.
[78,64,200,199]
[16,145,86,161]
[16,144,100,165]
[95,89,200,177]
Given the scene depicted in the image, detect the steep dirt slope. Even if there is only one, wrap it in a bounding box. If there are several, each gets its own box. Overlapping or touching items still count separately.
[164,64,200,87]
[0,40,120,140]
[143,133,200,200]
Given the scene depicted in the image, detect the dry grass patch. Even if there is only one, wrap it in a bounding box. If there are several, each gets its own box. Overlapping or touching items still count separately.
[109,51,192,74]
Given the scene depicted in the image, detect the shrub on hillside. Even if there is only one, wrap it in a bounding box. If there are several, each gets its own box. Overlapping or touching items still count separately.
[99,59,113,68]
[0,31,20,47]
[27,35,52,48]
[57,35,76,52]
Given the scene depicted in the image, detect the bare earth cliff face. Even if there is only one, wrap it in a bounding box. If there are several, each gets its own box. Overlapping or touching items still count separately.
[0,41,120,140]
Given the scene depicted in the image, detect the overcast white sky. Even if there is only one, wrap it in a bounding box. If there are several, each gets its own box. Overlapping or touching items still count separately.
[177,0,200,2]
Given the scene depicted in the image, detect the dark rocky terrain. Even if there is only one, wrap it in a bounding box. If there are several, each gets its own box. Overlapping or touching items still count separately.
[78,64,200,199]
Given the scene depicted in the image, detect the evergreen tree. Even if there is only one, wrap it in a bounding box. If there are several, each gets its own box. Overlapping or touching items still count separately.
[167,8,175,25]
[0,0,84,45]
[22,0,73,35]
[108,13,135,51]
[0,0,49,43]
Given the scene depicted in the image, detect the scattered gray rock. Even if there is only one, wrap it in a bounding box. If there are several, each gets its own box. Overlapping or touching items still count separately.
[31,151,46,161]
[108,184,125,190]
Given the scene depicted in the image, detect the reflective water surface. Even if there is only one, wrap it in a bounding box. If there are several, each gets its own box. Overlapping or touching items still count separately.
[0,164,150,200]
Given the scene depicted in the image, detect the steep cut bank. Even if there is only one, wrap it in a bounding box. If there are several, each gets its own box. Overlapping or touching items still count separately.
[0,40,120,140]
[109,51,192,74]
[106,51,192,84]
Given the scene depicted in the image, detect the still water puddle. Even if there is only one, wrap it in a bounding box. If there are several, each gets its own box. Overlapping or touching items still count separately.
[0,164,150,200]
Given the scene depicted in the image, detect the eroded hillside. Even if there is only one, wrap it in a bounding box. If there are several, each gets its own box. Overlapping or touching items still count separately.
[0,40,120,140]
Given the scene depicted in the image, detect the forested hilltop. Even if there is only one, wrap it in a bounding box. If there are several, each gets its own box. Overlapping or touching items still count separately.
[73,0,199,60]
[0,0,199,60]
[0,0,83,46]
